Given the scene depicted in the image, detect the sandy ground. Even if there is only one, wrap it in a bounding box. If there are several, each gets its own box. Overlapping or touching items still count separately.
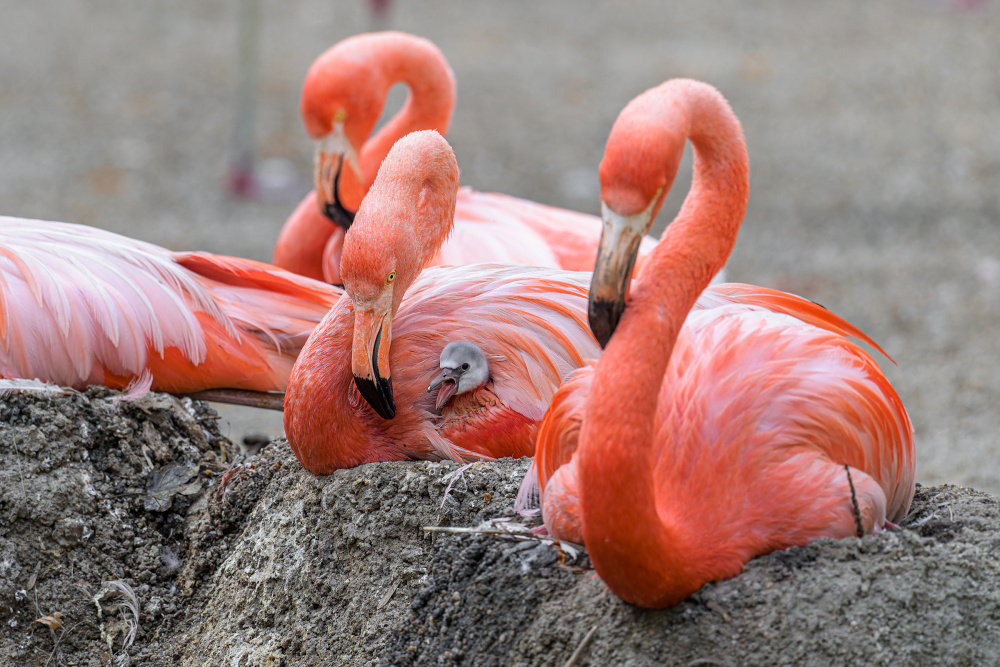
[3,0,999,492]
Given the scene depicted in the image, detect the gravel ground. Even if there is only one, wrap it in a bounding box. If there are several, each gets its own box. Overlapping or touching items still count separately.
[1,1,1000,662]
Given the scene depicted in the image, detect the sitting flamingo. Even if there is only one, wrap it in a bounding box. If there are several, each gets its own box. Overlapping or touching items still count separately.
[283,130,605,473]
[272,31,657,284]
[531,79,916,609]
[1,218,341,399]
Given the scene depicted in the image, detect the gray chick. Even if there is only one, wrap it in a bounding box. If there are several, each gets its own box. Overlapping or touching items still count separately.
[427,340,489,411]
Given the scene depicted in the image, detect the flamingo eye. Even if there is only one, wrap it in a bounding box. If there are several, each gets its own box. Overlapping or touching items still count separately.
[334,108,346,124]
[386,271,395,284]
[461,363,469,371]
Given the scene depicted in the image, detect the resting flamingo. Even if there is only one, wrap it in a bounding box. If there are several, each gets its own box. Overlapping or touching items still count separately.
[530,79,915,609]
[1,217,342,402]
[283,130,604,473]
[272,31,657,285]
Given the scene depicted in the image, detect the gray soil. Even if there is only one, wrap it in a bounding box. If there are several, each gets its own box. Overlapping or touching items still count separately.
[3,390,1000,666]
[3,0,1000,664]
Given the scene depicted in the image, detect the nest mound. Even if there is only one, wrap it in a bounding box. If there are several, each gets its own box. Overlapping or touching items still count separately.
[1,389,998,666]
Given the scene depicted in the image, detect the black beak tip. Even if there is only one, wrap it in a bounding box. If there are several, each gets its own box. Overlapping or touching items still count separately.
[588,298,622,349]
[354,374,396,419]
[323,201,355,231]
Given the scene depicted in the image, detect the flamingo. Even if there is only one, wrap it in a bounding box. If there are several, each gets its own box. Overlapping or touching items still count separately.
[1,217,342,402]
[531,79,915,609]
[283,130,604,473]
[272,31,657,285]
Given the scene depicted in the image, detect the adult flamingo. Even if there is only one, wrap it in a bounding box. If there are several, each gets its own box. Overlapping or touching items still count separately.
[1,217,341,401]
[283,130,604,473]
[531,80,915,609]
[272,31,656,284]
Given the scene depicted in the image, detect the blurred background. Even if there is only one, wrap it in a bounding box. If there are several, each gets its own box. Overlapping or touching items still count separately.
[1,1,998,491]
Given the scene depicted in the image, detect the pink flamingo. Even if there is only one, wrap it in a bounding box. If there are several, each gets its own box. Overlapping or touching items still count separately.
[272,31,656,285]
[531,80,916,609]
[1,217,341,401]
[283,130,604,473]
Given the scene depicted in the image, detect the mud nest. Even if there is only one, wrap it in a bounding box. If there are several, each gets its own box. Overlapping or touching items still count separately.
[1,389,999,666]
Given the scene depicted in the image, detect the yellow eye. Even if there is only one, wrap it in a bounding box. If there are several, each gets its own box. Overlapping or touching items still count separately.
[333,109,346,124]
[386,271,395,284]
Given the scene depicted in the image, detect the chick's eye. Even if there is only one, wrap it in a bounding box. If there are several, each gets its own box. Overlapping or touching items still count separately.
[386,271,395,284]
[461,363,469,371]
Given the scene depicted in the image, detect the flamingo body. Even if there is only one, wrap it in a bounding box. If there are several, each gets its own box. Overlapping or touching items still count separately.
[285,263,599,472]
[534,80,915,608]
[1,217,341,393]
[284,131,603,473]
[273,31,656,282]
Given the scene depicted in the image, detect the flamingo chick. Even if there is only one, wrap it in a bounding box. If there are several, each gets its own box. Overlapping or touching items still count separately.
[283,130,603,473]
[273,31,657,284]
[427,340,489,411]
[1,218,341,396]
[532,80,916,609]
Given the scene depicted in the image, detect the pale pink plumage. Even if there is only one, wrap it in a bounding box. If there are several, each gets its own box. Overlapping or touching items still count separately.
[1,217,341,393]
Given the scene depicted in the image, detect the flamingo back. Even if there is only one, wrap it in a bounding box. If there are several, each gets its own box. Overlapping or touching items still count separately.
[532,288,915,545]
[655,305,915,545]
[455,188,658,272]
[0,218,341,393]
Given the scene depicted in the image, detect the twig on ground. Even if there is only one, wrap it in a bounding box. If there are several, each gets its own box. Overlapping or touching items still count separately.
[564,624,599,667]
[424,517,585,561]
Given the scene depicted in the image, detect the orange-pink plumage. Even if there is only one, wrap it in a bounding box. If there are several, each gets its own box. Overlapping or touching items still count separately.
[283,130,604,473]
[531,79,915,609]
[272,31,656,284]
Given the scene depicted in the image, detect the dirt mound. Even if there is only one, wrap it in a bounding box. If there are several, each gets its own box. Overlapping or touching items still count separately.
[0,388,270,665]
[3,390,1000,666]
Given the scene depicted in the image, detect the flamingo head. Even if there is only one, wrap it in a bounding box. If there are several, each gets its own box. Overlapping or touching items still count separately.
[427,341,489,411]
[341,130,460,419]
[301,40,388,229]
[589,82,690,346]
[301,32,457,232]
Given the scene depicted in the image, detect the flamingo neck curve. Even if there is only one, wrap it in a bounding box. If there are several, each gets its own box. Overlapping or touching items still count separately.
[576,80,750,608]
[343,34,456,212]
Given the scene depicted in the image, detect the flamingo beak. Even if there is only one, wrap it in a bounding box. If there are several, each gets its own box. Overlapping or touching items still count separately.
[351,307,395,419]
[314,125,361,231]
[427,368,461,411]
[588,201,654,348]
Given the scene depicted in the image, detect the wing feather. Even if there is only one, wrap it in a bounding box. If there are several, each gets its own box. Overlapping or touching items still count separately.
[0,217,342,392]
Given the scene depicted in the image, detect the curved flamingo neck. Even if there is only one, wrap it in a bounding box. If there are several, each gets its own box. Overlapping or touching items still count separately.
[343,36,456,211]
[274,191,343,282]
[283,304,418,470]
[341,131,459,317]
[577,81,749,607]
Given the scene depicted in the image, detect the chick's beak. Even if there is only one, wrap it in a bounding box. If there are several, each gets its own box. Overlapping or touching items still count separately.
[427,368,461,411]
